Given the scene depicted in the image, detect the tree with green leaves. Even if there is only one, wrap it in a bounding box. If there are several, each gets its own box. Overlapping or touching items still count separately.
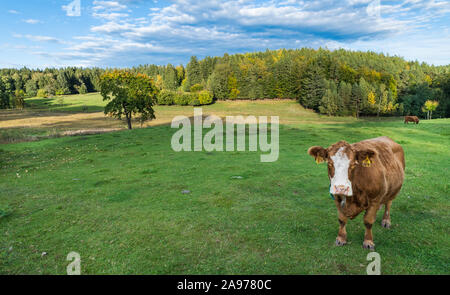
[207,63,231,100]
[175,65,185,86]
[184,56,202,91]
[14,89,25,109]
[0,78,10,109]
[299,60,326,110]
[100,70,158,129]
[319,80,338,116]
[350,83,362,118]
[163,64,179,90]
[198,90,213,105]
[76,83,88,94]
[25,79,38,97]
[422,100,439,120]
[337,81,352,115]
[358,77,372,115]
[12,73,24,92]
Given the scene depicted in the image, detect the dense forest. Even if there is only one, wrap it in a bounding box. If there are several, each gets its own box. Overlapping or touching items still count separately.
[1,48,449,118]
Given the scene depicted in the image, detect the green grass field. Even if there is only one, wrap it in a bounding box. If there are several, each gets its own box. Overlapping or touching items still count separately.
[26,93,107,112]
[0,94,449,274]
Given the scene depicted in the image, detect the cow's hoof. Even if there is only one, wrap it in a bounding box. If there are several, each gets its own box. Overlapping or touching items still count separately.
[381,219,391,228]
[363,240,375,250]
[335,237,347,246]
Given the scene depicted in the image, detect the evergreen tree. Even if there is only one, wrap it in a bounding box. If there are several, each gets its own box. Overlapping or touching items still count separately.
[163,64,179,90]
[319,81,338,116]
[350,83,362,118]
[0,78,10,109]
[299,60,326,111]
[25,79,38,97]
[184,56,202,91]
[207,63,231,100]
[337,81,352,115]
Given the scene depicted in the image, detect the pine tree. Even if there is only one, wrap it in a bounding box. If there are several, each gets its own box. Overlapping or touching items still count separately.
[359,77,372,115]
[350,83,362,118]
[319,80,338,116]
[207,63,231,100]
[0,78,10,109]
[185,56,202,91]
[163,64,178,90]
[299,60,326,111]
[338,81,352,115]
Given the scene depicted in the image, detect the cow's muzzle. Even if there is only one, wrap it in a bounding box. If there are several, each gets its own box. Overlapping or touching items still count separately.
[331,185,352,196]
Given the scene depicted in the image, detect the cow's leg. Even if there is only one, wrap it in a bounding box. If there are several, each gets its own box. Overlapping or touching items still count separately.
[381,200,392,228]
[336,211,348,246]
[363,205,378,250]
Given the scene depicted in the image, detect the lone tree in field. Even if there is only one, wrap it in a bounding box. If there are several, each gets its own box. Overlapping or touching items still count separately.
[422,100,439,120]
[100,70,158,129]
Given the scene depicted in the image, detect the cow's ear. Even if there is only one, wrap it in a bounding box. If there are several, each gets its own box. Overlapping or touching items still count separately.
[356,149,376,167]
[308,146,328,164]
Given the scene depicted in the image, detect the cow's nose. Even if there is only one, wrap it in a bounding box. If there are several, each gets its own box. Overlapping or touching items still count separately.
[334,185,349,195]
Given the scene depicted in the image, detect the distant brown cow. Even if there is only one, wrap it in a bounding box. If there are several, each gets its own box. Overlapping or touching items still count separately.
[308,136,405,250]
[404,116,419,124]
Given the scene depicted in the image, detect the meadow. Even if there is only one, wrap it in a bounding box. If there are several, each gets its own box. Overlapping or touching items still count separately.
[0,93,449,274]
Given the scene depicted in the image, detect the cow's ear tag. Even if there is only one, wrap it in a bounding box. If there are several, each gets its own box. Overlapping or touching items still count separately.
[362,156,372,167]
[315,156,324,164]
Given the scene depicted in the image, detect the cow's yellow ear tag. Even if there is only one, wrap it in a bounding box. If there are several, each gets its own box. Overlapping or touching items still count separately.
[362,156,372,167]
[315,156,324,164]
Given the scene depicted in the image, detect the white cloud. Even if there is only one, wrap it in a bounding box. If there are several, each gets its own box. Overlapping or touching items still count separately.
[91,21,135,34]
[323,30,450,66]
[92,0,130,21]
[23,19,42,24]
[93,1,127,12]
[92,12,129,20]
[14,34,62,43]
[23,0,450,67]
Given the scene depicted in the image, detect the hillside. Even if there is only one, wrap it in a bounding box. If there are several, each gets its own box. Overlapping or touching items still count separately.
[1,48,449,119]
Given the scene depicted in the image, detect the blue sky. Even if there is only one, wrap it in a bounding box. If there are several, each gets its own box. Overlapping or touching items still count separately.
[0,0,449,68]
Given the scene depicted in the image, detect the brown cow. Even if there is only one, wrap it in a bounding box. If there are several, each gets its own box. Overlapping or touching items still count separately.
[404,116,419,124]
[308,136,405,250]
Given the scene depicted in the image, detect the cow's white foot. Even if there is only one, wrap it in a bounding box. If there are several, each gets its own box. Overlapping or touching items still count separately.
[335,237,347,246]
[363,240,375,250]
[381,219,391,228]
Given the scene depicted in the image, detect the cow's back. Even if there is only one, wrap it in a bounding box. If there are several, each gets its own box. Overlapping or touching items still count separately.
[352,137,405,202]
[405,116,419,123]
[355,136,404,167]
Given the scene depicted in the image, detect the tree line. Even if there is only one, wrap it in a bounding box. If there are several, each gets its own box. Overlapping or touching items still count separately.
[1,48,449,118]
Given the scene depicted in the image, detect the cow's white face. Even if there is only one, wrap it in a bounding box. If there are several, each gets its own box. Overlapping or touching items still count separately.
[329,147,353,196]
[308,141,377,200]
